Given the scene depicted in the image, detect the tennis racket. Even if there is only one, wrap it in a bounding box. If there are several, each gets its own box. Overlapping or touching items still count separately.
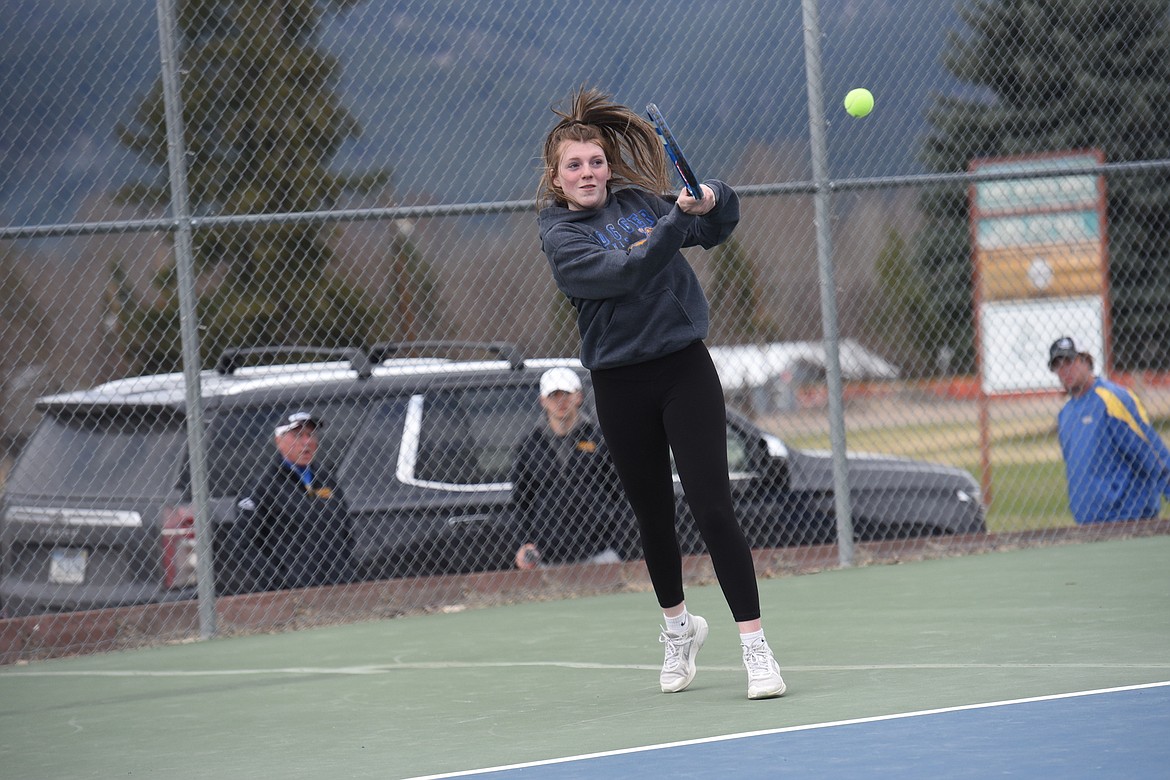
[646,103,703,200]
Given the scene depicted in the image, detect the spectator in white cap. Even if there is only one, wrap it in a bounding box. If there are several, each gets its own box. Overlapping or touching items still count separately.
[1049,337,1170,523]
[235,411,355,590]
[511,368,633,569]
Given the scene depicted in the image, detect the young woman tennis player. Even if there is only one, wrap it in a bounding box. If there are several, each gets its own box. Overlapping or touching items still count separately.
[537,86,785,700]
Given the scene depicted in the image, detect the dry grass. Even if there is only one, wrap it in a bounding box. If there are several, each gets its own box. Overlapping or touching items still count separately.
[758,383,1170,469]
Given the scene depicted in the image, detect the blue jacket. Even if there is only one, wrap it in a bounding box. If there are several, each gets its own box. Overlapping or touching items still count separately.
[1057,377,1170,523]
[538,182,739,369]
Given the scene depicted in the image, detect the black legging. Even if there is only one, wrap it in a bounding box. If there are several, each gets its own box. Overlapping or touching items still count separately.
[591,340,761,623]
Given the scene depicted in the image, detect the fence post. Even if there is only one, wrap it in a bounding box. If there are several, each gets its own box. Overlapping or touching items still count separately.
[800,0,854,566]
[154,0,217,637]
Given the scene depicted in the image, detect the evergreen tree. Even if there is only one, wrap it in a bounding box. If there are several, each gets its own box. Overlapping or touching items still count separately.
[0,246,57,451]
[708,237,779,345]
[112,0,383,372]
[1,245,53,429]
[547,291,579,358]
[873,228,944,377]
[916,0,1170,372]
[0,248,52,365]
[378,224,451,345]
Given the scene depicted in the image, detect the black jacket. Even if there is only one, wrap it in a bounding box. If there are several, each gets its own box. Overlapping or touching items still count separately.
[236,460,355,590]
[538,181,739,369]
[510,419,632,563]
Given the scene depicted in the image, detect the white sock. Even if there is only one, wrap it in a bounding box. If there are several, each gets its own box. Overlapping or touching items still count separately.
[664,610,689,634]
[740,629,766,647]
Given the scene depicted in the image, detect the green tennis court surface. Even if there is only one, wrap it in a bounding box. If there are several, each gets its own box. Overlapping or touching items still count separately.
[3,536,1168,778]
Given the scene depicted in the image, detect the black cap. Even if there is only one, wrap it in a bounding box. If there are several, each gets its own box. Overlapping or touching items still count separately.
[1048,337,1086,370]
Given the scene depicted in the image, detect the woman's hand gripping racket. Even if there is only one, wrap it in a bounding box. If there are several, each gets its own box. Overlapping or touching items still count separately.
[646,103,703,201]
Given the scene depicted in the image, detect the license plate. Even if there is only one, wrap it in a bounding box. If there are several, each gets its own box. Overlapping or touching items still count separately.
[49,548,88,585]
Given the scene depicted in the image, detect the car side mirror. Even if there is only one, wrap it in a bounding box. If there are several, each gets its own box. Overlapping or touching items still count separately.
[759,433,790,489]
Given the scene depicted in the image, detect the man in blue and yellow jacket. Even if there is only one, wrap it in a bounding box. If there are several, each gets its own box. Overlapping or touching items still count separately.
[1050,337,1170,523]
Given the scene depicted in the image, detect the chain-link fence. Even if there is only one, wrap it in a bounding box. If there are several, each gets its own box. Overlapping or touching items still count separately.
[4,0,1170,660]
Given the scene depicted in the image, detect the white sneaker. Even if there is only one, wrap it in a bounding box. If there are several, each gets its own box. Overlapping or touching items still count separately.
[587,548,622,565]
[743,637,786,700]
[659,614,708,693]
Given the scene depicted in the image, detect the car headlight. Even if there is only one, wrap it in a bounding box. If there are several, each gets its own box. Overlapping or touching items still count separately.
[761,432,788,459]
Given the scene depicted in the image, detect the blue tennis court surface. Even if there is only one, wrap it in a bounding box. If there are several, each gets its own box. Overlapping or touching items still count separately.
[418,682,1170,779]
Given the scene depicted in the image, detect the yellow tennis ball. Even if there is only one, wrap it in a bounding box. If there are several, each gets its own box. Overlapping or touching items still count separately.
[844,88,874,118]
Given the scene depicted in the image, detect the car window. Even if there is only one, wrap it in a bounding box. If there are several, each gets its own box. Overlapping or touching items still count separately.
[340,396,410,503]
[6,407,184,498]
[465,385,539,483]
[400,384,539,490]
[727,425,752,473]
[669,423,754,478]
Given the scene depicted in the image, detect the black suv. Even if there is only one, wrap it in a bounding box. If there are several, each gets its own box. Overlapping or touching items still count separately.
[0,342,985,616]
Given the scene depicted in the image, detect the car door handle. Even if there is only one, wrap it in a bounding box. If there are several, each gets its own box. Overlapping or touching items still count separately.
[445,513,496,526]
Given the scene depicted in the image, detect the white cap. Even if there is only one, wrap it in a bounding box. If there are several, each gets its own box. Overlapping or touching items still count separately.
[539,367,582,397]
[274,411,320,436]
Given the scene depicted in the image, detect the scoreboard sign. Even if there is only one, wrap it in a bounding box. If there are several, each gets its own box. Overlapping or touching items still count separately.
[970,151,1108,394]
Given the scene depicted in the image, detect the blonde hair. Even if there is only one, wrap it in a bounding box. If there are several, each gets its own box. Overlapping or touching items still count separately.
[537,86,670,207]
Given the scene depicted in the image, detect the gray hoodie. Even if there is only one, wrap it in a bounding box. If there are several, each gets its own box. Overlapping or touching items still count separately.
[538,180,739,369]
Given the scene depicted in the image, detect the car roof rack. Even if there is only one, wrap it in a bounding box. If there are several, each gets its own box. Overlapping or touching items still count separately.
[215,346,373,379]
[368,340,525,371]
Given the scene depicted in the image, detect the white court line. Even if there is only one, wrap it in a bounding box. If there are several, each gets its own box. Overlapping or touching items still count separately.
[401,680,1170,780]
[3,661,1170,678]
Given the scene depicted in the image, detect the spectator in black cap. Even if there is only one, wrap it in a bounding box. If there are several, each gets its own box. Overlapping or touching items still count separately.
[235,411,355,590]
[1049,337,1170,523]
